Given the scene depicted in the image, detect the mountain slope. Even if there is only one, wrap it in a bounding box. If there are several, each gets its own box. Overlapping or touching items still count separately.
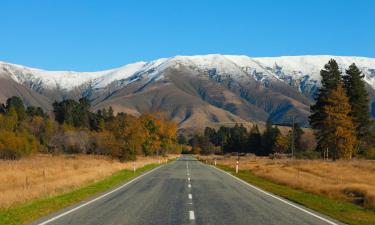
[1,54,374,130]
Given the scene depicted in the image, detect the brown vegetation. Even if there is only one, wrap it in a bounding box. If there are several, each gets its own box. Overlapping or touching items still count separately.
[0,154,177,208]
[201,155,375,210]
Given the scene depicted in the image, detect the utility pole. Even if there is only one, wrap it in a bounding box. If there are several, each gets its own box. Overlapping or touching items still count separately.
[291,116,295,159]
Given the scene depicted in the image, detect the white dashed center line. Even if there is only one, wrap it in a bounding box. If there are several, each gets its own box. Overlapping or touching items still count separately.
[188,194,192,199]
[188,184,191,188]
[189,210,195,220]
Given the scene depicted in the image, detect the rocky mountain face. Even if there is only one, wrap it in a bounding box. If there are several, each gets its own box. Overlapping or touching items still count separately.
[1,54,374,131]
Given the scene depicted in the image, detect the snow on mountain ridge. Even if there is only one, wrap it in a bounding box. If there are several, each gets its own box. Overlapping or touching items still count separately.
[1,55,375,94]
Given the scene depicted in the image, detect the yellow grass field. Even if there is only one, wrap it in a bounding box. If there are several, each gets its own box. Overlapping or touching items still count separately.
[200,155,375,210]
[0,154,177,208]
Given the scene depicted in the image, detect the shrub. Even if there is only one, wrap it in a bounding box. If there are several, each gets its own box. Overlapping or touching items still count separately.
[91,131,121,156]
[0,131,39,159]
[49,131,93,154]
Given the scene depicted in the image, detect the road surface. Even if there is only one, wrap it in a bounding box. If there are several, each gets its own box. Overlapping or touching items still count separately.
[31,155,343,225]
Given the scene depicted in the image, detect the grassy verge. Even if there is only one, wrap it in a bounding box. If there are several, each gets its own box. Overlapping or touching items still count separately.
[0,163,162,225]
[216,164,375,225]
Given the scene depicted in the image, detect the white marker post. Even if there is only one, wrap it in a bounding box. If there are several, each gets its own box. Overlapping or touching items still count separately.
[133,162,136,172]
[214,159,217,166]
[236,161,239,174]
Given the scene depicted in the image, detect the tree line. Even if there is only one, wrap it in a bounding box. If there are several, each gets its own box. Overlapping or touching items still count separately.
[181,120,313,157]
[184,59,375,160]
[0,96,179,160]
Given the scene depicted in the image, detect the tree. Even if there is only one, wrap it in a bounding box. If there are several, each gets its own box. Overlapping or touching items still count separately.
[247,125,262,154]
[1,107,19,131]
[322,84,357,160]
[177,133,187,145]
[26,106,47,118]
[309,59,342,151]
[52,98,93,129]
[273,133,290,154]
[289,123,304,153]
[0,103,6,114]
[204,127,217,145]
[223,124,247,153]
[140,113,161,156]
[261,118,280,156]
[343,63,371,148]
[6,96,26,121]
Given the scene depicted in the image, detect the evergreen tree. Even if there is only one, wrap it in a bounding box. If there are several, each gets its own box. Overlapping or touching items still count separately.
[177,133,187,145]
[309,59,342,151]
[343,63,371,146]
[261,118,280,156]
[322,84,357,160]
[0,103,6,114]
[247,125,262,154]
[204,127,217,145]
[289,123,304,153]
[108,106,115,121]
[6,96,26,120]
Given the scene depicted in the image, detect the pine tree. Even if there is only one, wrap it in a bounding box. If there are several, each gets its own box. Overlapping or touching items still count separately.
[261,118,280,156]
[6,96,26,121]
[309,59,342,151]
[289,123,304,152]
[247,124,262,154]
[322,84,357,160]
[343,63,371,146]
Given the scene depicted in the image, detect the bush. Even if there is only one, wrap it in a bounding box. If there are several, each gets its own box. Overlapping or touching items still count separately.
[91,131,121,156]
[363,147,375,159]
[0,131,39,159]
[295,149,321,159]
[49,131,93,154]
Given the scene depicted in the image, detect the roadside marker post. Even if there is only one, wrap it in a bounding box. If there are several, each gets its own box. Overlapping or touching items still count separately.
[214,159,217,166]
[133,162,136,172]
[236,161,239,174]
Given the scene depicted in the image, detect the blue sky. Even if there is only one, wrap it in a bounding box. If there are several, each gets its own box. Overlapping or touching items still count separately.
[1,0,374,71]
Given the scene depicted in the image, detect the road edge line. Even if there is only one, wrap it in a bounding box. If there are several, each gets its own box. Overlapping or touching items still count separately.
[210,164,339,225]
[36,163,166,225]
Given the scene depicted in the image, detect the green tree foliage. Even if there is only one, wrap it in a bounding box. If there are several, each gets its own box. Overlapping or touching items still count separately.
[247,125,262,155]
[194,121,282,156]
[343,64,371,147]
[261,118,281,156]
[289,123,304,153]
[177,133,187,145]
[310,59,342,151]
[0,103,6,114]
[6,96,26,120]
[52,97,95,128]
[26,106,47,118]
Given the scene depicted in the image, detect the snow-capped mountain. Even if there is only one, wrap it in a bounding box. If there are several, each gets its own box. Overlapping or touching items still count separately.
[2,54,375,95]
[1,54,374,130]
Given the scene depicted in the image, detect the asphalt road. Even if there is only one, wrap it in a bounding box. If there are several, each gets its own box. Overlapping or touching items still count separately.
[31,155,343,225]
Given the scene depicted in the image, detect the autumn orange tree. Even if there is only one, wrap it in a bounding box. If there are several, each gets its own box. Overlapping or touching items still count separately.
[322,84,357,160]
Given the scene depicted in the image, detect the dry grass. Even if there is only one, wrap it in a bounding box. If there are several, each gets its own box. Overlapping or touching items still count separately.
[201,155,375,210]
[0,154,177,208]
